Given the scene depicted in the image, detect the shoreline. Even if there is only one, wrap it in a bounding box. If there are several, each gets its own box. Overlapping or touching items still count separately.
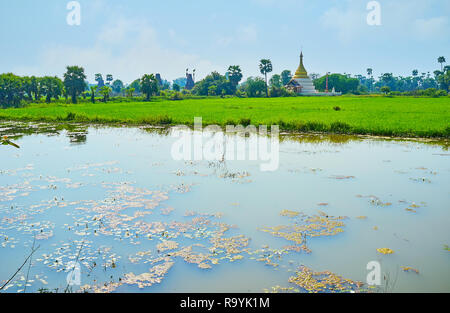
[1,118,449,143]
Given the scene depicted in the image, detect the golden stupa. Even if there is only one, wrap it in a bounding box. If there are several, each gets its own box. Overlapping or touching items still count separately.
[293,52,309,79]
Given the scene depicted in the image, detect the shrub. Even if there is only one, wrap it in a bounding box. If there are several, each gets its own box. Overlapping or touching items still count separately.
[330,121,352,133]
[238,118,251,126]
[435,90,448,97]
[169,92,183,101]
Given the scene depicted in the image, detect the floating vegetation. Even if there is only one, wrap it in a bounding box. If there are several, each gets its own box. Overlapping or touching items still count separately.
[377,248,394,255]
[329,175,355,180]
[356,195,392,207]
[259,210,346,252]
[401,266,419,274]
[287,265,364,293]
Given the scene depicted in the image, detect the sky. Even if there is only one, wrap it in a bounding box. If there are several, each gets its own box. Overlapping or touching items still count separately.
[0,0,449,84]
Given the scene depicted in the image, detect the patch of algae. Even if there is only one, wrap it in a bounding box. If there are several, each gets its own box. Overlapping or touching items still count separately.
[287,265,364,293]
[259,210,346,252]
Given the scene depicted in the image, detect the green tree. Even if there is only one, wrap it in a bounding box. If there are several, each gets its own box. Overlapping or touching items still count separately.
[21,76,35,101]
[259,59,273,97]
[0,73,23,107]
[63,66,87,104]
[140,74,159,101]
[227,65,243,92]
[366,68,373,92]
[269,74,282,88]
[313,73,359,94]
[240,77,266,97]
[280,70,292,86]
[438,56,446,71]
[380,86,390,94]
[40,76,64,103]
[125,87,135,98]
[130,79,141,93]
[173,83,180,92]
[112,80,124,93]
[192,71,233,96]
[90,85,97,103]
[208,85,217,96]
[99,86,112,102]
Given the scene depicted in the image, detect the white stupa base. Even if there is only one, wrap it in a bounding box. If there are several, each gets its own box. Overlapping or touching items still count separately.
[292,78,317,94]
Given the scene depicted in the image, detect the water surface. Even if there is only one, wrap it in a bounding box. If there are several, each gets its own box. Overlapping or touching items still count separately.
[0,122,449,293]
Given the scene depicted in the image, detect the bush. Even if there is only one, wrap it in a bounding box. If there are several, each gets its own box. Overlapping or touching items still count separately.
[424,88,437,97]
[238,118,251,126]
[169,92,183,101]
[436,90,448,97]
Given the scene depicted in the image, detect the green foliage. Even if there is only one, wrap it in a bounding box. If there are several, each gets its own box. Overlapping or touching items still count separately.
[380,86,391,94]
[281,70,292,86]
[208,85,217,96]
[99,86,112,102]
[140,74,159,101]
[259,59,273,97]
[269,74,282,88]
[240,77,266,97]
[130,79,141,93]
[227,65,243,92]
[173,83,180,92]
[90,86,97,103]
[0,73,24,107]
[40,76,64,103]
[63,66,87,104]
[192,71,233,96]
[125,87,135,98]
[112,80,124,94]
[314,74,359,94]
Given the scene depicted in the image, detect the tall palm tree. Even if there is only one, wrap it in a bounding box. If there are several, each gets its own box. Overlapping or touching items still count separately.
[366,68,373,92]
[259,59,273,97]
[438,56,446,71]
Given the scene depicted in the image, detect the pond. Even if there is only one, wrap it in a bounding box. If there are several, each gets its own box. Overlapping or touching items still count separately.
[0,121,449,293]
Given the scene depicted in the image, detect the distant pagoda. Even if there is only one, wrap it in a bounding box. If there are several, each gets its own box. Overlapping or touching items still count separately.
[285,51,317,94]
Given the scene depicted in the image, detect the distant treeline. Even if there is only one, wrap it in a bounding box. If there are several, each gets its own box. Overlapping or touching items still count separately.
[1,57,449,107]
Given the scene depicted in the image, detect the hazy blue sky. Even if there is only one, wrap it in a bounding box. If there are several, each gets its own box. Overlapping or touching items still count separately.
[0,0,449,84]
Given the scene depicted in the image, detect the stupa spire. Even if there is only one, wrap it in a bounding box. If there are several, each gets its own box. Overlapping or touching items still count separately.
[294,50,308,79]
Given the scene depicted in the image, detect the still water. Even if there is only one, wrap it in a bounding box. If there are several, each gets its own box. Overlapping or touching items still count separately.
[0,122,449,293]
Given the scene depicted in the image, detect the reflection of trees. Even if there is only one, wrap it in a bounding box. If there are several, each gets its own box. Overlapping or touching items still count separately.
[67,132,87,145]
[0,121,89,146]
[281,134,356,145]
[0,121,447,150]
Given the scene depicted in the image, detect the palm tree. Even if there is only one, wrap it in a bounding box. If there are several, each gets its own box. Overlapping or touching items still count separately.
[438,56,446,71]
[90,86,97,103]
[366,68,373,92]
[259,59,273,97]
[99,86,111,102]
[227,65,243,92]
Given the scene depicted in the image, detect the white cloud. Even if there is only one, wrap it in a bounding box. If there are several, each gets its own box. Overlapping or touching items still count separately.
[321,0,450,43]
[13,18,219,83]
[414,17,449,39]
[320,1,366,43]
[237,24,258,42]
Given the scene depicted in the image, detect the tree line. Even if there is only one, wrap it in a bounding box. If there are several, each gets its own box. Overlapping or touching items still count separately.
[1,57,448,107]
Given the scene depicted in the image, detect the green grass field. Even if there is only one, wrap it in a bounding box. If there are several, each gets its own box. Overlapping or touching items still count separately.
[1,96,449,138]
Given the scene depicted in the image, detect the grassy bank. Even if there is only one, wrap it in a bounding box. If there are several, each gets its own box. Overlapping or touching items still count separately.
[1,96,449,138]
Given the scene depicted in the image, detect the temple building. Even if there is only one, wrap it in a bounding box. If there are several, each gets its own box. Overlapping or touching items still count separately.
[285,52,317,95]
